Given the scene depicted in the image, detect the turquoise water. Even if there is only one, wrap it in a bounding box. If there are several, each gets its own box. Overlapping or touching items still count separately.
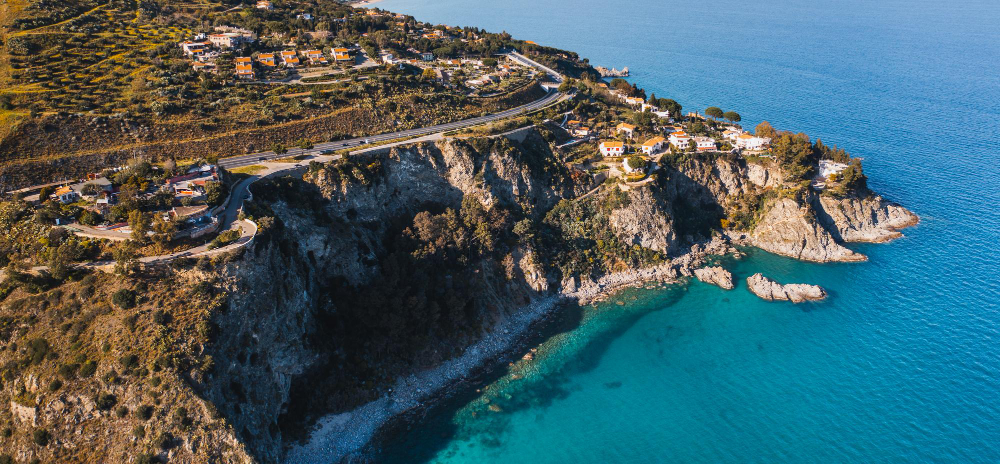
[375,0,1000,462]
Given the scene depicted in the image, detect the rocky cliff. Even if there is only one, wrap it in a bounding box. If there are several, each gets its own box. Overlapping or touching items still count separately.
[170,130,915,462]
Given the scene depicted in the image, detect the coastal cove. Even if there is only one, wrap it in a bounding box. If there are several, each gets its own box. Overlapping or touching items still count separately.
[366,0,1000,463]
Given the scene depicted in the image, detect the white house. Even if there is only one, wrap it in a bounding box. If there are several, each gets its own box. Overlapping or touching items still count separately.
[615,122,636,138]
[600,141,625,157]
[574,126,592,137]
[693,136,717,152]
[735,133,771,150]
[641,136,666,155]
[722,129,744,141]
[669,130,691,149]
[256,1,273,10]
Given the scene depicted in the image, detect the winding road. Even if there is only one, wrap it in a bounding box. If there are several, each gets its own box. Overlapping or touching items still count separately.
[220,85,564,170]
[1,56,567,280]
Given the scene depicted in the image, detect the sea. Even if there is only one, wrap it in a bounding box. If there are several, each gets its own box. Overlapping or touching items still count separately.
[370,0,1000,462]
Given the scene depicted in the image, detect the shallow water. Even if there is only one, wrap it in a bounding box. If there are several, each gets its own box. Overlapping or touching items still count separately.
[375,0,1000,461]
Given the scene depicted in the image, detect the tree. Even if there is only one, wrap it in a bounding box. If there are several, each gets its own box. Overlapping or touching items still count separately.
[626,155,646,171]
[113,241,140,276]
[79,210,103,226]
[723,111,741,123]
[38,186,54,202]
[48,241,80,281]
[421,68,437,80]
[755,121,777,138]
[270,143,287,155]
[204,181,227,207]
[151,215,177,251]
[705,106,724,120]
[838,159,868,194]
[128,210,151,243]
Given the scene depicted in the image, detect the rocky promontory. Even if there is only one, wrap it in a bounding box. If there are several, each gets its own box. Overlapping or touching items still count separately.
[694,266,735,290]
[746,273,826,303]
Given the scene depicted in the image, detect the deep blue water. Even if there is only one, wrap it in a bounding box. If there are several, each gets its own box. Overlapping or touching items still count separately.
[373,0,1000,462]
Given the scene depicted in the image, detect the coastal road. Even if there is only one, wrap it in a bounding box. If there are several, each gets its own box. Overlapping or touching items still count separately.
[219,86,563,170]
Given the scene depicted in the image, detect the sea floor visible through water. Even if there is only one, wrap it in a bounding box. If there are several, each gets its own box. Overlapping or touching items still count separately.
[368,0,1000,462]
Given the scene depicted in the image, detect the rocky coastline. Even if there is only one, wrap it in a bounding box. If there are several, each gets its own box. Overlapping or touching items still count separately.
[204,129,918,462]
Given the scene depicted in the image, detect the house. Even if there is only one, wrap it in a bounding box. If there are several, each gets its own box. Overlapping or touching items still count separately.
[280,50,300,67]
[256,0,273,10]
[209,32,251,49]
[723,129,744,141]
[332,48,352,62]
[258,53,277,67]
[54,186,79,204]
[304,49,328,65]
[467,75,499,87]
[624,96,645,107]
[615,123,636,138]
[296,13,313,20]
[574,126,592,137]
[693,136,717,151]
[235,57,254,79]
[669,131,691,149]
[192,61,217,73]
[653,110,671,119]
[380,52,396,64]
[420,52,434,61]
[180,41,209,58]
[735,133,771,150]
[600,141,625,157]
[641,136,666,155]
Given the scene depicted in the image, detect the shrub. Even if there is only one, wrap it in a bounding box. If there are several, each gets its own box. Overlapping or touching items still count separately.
[155,431,174,450]
[48,379,63,392]
[79,360,98,377]
[137,404,154,420]
[120,354,139,371]
[152,310,171,325]
[115,405,129,418]
[95,393,117,410]
[111,289,136,309]
[132,425,146,439]
[32,428,51,446]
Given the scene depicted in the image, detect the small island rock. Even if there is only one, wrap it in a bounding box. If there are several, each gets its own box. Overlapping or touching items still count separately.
[694,266,734,290]
[746,273,826,303]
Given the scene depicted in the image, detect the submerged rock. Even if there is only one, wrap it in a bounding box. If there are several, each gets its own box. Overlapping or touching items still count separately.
[694,266,734,290]
[746,273,826,303]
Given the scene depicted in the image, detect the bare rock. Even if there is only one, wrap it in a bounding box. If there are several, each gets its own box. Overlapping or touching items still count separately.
[815,195,919,243]
[11,401,37,426]
[751,198,865,262]
[694,266,734,290]
[746,273,826,303]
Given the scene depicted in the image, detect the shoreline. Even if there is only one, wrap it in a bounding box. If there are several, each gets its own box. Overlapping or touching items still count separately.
[282,237,735,462]
[349,0,385,8]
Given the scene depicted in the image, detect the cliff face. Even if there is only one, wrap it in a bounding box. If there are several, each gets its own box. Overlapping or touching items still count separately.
[668,156,916,262]
[750,197,866,262]
[816,195,919,243]
[189,130,915,461]
[609,185,678,254]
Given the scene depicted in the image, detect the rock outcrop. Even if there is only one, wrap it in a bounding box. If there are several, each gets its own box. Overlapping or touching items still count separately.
[609,185,678,254]
[816,195,919,243]
[746,273,826,303]
[694,266,734,290]
[751,197,866,262]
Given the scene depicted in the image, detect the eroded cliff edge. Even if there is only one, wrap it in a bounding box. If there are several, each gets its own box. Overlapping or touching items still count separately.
[196,127,915,461]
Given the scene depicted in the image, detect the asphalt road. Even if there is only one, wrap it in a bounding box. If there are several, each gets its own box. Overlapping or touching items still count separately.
[220,86,563,170]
